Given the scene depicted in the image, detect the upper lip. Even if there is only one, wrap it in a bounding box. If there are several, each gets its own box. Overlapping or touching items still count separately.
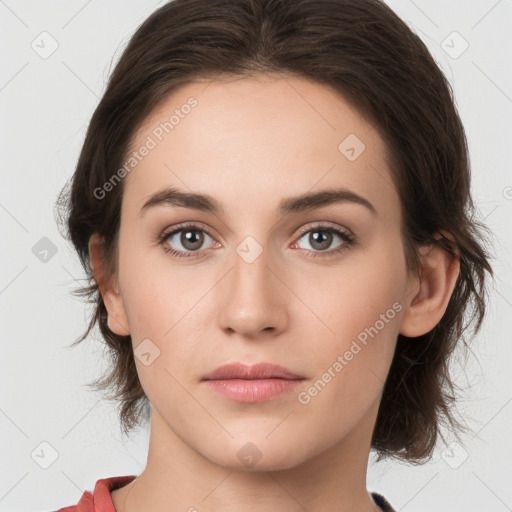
[202,362,303,380]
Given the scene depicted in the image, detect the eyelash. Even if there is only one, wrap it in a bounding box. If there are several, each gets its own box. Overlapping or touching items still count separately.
[157,222,356,260]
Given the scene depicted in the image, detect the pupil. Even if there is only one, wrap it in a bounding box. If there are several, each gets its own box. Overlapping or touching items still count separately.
[183,230,203,250]
[312,230,331,250]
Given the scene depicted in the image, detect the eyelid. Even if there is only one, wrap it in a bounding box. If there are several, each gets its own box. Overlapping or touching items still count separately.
[160,221,216,237]
[294,221,352,237]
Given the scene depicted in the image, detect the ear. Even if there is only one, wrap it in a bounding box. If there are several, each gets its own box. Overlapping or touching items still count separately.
[88,233,130,336]
[399,231,460,338]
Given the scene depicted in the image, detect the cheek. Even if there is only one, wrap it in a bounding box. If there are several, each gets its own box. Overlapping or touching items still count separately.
[295,237,405,381]
[118,254,212,397]
[117,228,200,336]
[123,272,202,344]
[119,265,205,399]
[294,274,401,431]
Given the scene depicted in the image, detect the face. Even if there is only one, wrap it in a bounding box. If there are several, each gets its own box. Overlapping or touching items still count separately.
[106,73,412,471]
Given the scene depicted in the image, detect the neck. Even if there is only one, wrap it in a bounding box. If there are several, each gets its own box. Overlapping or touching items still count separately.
[112,403,382,512]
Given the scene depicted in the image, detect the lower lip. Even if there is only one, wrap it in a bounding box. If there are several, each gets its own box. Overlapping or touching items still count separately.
[203,378,304,402]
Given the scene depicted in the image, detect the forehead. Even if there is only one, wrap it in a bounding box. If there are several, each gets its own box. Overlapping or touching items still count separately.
[123,74,400,226]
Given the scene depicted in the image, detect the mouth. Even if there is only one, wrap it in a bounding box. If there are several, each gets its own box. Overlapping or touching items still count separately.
[202,362,305,403]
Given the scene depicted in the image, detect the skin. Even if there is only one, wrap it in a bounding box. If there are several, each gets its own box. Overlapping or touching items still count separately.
[89,73,460,512]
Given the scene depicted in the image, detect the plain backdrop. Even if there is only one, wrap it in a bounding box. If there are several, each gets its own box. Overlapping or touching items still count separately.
[1,1,511,511]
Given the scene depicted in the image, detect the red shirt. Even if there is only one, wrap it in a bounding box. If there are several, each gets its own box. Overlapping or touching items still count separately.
[55,476,136,512]
[54,475,396,511]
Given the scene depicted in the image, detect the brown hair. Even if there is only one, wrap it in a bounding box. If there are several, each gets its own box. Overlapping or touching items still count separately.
[56,0,494,463]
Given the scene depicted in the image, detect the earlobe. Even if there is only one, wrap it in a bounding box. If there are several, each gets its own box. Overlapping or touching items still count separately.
[399,232,460,338]
[88,234,130,336]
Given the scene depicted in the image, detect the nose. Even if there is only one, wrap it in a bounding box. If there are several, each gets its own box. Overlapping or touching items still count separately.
[217,243,289,339]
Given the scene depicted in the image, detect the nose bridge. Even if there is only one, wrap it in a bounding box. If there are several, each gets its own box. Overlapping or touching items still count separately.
[217,233,288,336]
[230,235,275,304]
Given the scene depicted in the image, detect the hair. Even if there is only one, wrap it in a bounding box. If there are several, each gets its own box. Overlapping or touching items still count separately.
[56,0,494,463]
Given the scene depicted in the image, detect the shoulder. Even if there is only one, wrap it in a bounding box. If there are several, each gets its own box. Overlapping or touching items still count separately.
[53,475,137,512]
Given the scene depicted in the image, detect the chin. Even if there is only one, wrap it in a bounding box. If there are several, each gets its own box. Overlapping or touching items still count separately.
[205,433,314,473]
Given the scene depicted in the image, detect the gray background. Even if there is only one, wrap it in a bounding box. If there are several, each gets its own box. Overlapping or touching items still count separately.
[1,1,511,511]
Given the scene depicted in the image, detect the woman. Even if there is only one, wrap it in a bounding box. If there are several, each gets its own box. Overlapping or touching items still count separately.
[55,0,494,510]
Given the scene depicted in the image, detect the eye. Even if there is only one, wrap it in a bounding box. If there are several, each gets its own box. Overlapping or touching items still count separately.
[292,224,356,258]
[158,222,356,260]
[158,223,217,259]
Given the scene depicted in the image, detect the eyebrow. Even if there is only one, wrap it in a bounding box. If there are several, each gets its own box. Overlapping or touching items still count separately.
[138,186,377,217]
